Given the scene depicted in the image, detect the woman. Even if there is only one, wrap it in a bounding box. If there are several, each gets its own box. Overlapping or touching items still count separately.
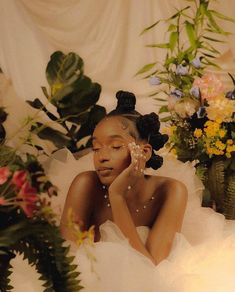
[60,91,235,292]
[61,90,187,265]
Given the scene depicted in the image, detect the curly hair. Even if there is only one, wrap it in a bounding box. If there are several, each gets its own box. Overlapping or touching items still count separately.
[107,90,168,170]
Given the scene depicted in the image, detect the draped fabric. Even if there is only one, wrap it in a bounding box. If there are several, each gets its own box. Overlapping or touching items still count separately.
[0,0,235,105]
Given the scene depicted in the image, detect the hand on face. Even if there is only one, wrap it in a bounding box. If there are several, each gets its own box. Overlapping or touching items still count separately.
[108,141,147,197]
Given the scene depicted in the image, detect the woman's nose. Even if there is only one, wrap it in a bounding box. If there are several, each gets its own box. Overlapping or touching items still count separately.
[97,148,110,162]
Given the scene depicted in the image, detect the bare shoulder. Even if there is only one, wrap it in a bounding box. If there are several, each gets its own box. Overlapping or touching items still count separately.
[64,170,101,208]
[71,170,100,189]
[152,175,188,203]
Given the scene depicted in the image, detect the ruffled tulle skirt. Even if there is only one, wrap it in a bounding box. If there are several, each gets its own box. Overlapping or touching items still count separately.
[10,149,235,291]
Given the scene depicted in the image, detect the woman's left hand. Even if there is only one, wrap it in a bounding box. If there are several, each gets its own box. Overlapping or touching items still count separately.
[108,142,146,197]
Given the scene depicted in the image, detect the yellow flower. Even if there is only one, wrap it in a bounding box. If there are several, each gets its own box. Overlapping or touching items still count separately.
[218,129,226,138]
[206,147,214,155]
[226,145,235,153]
[215,140,226,150]
[215,118,222,124]
[194,128,202,138]
[227,139,233,145]
[226,153,232,158]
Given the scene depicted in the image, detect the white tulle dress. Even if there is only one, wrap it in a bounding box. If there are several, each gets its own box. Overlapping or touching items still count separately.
[10,149,235,292]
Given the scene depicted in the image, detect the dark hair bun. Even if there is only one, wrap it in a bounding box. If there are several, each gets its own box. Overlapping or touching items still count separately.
[146,154,163,170]
[115,90,136,113]
[136,112,160,139]
[149,133,168,151]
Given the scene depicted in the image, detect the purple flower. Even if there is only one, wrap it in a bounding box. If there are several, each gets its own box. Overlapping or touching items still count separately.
[196,106,206,118]
[190,86,200,98]
[170,89,184,99]
[176,65,188,76]
[191,57,201,69]
[226,91,235,100]
[149,76,161,85]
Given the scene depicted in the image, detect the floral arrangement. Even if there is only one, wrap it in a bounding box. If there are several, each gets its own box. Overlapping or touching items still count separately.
[138,0,235,218]
[0,109,83,290]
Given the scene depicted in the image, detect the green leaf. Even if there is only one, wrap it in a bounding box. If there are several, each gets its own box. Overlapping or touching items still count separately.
[210,10,235,24]
[154,97,167,102]
[205,10,231,35]
[31,122,71,149]
[159,105,169,113]
[160,116,171,122]
[26,98,44,110]
[140,19,162,35]
[146,43,169,49]
[202,57,221,69]
[167,6,190,20]
[185,21,196,47]
[46,51,84,86]
[228,73,235,86]
[169,32,178,52]
[167,24,177,32]
[203,36,226,43]
[135,63,156,75]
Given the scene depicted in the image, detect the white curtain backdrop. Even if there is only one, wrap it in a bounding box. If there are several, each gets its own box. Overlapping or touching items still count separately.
[0,0,235,104]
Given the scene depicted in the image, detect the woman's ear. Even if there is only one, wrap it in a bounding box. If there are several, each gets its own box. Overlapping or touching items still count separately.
[141,144,152,162]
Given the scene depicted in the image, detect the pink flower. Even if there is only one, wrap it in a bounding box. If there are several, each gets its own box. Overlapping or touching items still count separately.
[0,167,11,185]
[18,182,39,217]
[193,73,224,101]
[0,197,6,205]
[12,170,27,188]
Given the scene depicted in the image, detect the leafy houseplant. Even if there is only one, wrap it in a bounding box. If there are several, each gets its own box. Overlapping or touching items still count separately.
[27,51,106,153]
[138,0,235,218]
[0,108,83,291]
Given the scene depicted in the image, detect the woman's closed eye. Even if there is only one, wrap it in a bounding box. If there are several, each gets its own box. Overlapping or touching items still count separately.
[92,147,101,152]
[92,144,125,152]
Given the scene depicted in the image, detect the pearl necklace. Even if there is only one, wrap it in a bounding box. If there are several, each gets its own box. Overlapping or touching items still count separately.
[102,186,155,213]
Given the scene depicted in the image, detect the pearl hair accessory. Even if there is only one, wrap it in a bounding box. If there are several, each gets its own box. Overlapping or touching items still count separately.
[102,185,155,213]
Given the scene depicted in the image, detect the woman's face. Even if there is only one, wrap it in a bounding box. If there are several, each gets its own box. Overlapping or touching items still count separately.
[92,116,136,186]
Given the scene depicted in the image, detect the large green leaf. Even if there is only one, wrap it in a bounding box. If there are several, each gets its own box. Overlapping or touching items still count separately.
[46,51,84,87]
[57,83,102,121]
[31,122,71,149]
[75,105,106,141]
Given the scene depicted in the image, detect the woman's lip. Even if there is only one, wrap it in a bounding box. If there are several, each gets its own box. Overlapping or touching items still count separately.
[98,168,113,176]
[98,167,112,171]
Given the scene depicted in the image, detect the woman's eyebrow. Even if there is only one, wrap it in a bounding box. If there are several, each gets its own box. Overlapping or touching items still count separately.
[92,135,124,141]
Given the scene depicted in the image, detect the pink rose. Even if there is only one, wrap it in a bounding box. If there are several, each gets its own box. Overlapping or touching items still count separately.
[12,170,27,188]
[18,182,38,217]
[193,73,224,101]
[0,167,11,185]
